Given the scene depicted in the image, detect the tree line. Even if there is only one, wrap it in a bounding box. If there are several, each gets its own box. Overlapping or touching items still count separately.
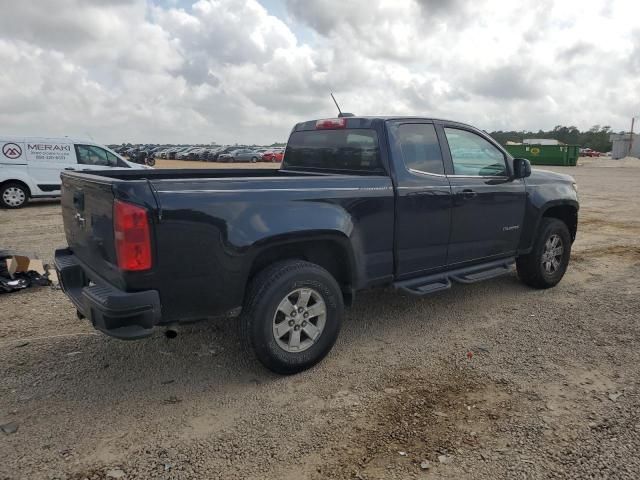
[489,125,620,152]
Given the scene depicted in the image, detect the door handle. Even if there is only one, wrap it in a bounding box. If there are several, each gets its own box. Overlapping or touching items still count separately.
[65,167,76,171]
[461,189,477,199]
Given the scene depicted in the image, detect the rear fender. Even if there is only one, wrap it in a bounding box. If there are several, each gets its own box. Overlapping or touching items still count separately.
[248,230,358,286]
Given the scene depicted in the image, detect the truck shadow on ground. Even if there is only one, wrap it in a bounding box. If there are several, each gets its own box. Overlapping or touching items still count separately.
[5,274,530,412]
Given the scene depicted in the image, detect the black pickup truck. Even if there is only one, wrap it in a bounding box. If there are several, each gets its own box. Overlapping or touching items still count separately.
[55,116,578,373]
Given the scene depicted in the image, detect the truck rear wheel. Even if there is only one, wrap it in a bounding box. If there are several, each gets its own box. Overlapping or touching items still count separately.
[241,260,344,374]
[1,182,29,209]
[516,218,571,289]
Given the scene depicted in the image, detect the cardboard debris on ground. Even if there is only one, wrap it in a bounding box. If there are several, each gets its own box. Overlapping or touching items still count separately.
[7,255,30,275]
[0,251,54,294]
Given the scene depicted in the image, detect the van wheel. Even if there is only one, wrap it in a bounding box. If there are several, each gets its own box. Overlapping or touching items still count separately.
[516,218,571,289]
[1,182,29,209]
[241,260,344,374]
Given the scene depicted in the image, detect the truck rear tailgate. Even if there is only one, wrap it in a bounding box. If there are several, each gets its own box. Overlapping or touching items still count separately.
[57,171,162,338]
[60,174,121,284]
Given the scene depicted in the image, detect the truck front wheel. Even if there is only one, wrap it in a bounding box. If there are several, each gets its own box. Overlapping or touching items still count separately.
[241,260,344,374]
[516,218,571,289]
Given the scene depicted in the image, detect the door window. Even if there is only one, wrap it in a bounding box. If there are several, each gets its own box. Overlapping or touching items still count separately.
[397,124,444,175]
[107,151,127,167]
[76,145,118,167]
[444,128,507,176]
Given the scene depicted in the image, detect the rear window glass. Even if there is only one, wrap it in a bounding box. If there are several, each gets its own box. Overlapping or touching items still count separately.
[284,129,382,172]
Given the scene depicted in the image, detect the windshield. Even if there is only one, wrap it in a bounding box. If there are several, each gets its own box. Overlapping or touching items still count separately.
[284,129,382,173]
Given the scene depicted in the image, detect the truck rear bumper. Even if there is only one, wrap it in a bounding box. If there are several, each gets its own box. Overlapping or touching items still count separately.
[54,248,161,339]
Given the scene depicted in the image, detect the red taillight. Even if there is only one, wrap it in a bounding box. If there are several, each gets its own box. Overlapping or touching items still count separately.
[114,199,152,271]
[315,118,347,129]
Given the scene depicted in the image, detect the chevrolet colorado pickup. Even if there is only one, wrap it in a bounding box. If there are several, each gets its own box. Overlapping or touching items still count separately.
[55,116,579,374]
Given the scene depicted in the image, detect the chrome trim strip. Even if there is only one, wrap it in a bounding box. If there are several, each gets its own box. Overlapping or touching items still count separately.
[397,186,449,190]
[153,176,328,183]
[152,174,391,183]
[408,168,446,178]
[157,186,393,194]
[448,175,509,179]
[408,168,509,180]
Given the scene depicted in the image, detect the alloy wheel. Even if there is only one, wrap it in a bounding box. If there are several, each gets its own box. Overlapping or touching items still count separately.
[541,234,564,274]
[272,288,326,353]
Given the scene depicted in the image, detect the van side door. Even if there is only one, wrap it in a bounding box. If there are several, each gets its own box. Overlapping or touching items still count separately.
[388,120,452,278]
[25,140,76,194]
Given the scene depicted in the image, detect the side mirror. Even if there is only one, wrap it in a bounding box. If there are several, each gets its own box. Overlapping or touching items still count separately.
[513,158,532,179]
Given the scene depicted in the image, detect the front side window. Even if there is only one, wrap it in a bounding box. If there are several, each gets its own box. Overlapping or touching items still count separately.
[76,145,118,167]
[397,123,444,175]
[444,128,507,176]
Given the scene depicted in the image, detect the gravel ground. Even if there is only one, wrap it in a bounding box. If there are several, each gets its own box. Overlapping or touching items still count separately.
[1,158,639,480]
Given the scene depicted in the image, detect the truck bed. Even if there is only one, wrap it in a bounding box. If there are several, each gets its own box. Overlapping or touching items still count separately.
[59,168,395,327]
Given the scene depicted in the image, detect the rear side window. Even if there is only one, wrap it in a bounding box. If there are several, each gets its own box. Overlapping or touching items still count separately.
[284,129,382,173]
[397,123,444,175]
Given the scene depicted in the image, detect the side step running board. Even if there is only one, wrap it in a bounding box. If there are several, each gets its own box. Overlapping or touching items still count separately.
[395,277,452,296]
[450,263,513,284]
[393,257,515,297]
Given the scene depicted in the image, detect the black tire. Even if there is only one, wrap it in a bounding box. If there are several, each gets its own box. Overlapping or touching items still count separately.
[1,182,29,209]
[241,260,344,374]
[145,157,156,167]
[516,218,571,289]
[251,156,258,163]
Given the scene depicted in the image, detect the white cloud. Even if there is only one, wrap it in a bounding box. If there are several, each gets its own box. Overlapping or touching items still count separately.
[0,0,638,144]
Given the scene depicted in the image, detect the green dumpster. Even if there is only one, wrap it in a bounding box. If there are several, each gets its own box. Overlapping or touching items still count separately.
[504,144,579,166]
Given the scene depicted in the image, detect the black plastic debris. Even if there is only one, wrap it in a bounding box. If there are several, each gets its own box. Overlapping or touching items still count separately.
[0,250,52,294]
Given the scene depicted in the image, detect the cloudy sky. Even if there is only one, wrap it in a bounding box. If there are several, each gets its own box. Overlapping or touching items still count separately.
[0,0,638,144]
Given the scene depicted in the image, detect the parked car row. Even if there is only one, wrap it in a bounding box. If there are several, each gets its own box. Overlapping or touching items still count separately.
[108,144,285,163]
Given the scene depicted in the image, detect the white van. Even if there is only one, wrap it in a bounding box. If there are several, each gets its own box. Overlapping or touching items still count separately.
[0,137,149,208]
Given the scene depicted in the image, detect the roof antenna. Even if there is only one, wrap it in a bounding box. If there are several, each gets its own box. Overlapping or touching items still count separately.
[331,93,354,118]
